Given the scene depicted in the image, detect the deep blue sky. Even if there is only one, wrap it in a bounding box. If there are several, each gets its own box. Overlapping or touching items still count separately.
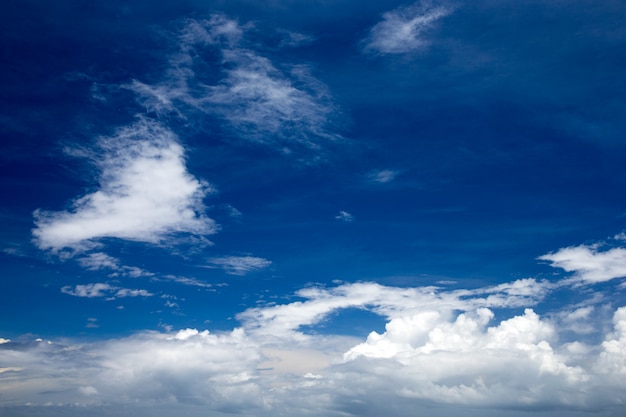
[2,1,626,416]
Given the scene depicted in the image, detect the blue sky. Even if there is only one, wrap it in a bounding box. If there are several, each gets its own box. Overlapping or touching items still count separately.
[2,0,626,415]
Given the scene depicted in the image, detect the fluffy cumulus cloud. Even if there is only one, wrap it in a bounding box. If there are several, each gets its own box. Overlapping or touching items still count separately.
[538,244,626,284]
[1,279,626,416]
[127,15,340,154]
[363,1,452,54]
[32,118,216,254]
[207,255,272,275]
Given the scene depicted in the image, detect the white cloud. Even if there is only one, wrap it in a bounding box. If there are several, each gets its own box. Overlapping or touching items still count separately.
[127,16,340,154]
[208,255,272,275]
[363,2,452,54]
[61,283,153,299]
[77,252,120,270]
[596,306,626,375]
[278,30,316,48]
[76,252,154,278]
[538,244,626,283]
[335,210,354,222]
[162,274,215,288]
[3,280,626,416]
[368,169,399,183]
[32,118,217,254]
[237,279,552,341]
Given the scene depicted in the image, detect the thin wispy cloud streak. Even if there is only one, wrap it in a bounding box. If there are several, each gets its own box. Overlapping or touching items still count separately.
[207,255,272,275]
[363,1,452,55]
[368,169,399,184]
[77,252,154,278]
[61,283,153,299]
[335,211,354,222]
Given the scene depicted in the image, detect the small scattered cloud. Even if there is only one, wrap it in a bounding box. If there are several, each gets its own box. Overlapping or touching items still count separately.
[367,169,399,184]
[76,252,154,278]
[363,1,452,55]
[1,247,26,257]
[278,30,316,48]
[61,283,153,299]
[224,204,243,219]
[207,256,272,276]
[162,274,215,288]
[539,244,626,284]
[335,211,354,222]
[32,118,217,254]
[77,252,120,270]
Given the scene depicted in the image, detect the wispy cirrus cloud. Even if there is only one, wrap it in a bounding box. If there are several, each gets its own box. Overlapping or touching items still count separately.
[367,169,399,184]
[76,252,154,278]
[61,283,153,299]
[162,274,217,288]
[363,1,452,55]
[32,118,217,254]
[207,255,272,275]
[127,15,341,154]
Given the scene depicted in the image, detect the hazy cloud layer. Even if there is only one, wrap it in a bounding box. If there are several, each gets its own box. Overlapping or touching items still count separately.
[33,119,216,254]
[1,279,625,416]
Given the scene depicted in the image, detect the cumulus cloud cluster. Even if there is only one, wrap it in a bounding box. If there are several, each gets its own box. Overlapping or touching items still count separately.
[1,279,626,416]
